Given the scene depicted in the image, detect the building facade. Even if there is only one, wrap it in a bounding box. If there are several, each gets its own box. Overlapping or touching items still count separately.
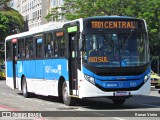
[8,0,65,29]
[49,0,65,22]
[21,0,50,29]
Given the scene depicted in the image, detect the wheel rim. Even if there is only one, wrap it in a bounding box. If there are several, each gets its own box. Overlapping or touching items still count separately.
[63,84,68,102]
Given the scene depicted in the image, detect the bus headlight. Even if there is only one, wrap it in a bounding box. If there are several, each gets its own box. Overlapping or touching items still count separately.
[84,74,95,84]
[144,73,150,83]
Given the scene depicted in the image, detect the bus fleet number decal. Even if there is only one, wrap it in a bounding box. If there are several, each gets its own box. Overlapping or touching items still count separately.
[45,65,61,74]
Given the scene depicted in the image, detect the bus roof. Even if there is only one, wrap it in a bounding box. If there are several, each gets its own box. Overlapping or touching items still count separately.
[84,16,142,20]
[5,16,144,41]
[5,22,64,41]
[5,18,84,41]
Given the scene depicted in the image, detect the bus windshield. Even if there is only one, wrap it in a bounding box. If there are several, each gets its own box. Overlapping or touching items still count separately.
[82,32,149,67]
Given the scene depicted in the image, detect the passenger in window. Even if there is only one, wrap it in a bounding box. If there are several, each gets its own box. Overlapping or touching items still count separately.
[30,50,33,58]
[26,46,30,58]
[18,48,22,59]
[26,51,29,58]
[121,43,130,54]
[48,44,52,57]
[55,49,58,57]
[22,49,25,58]
[89,49,101,56]
[45,45,49,58]
[18,52,21,59]
[100,40,112,56]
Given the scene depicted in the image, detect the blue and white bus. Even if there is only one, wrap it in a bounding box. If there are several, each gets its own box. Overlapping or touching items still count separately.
[5,16,150,106]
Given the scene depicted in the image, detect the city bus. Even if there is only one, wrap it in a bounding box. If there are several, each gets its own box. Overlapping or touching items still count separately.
[5,16,150,106]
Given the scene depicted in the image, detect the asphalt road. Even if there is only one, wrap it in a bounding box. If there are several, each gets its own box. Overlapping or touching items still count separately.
[0,79,160,120]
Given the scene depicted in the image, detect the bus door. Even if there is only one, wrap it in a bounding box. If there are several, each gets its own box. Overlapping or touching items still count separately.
[68,27,79,96]
[12,38,18,89]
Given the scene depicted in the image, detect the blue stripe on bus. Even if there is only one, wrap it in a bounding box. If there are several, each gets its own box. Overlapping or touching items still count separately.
[7,61,13,77]
[95,78,143,89]
[7,59,69,81]
[83,66,150,89]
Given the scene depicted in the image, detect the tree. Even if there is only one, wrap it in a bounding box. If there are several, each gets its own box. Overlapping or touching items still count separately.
[0,0,11,10]
[0,8,25,60]
[45,6,65,22]
[46,0,160,52]
[46,0,160,71]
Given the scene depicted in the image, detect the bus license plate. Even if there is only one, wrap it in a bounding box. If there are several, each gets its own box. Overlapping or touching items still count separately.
[115,92,129,96]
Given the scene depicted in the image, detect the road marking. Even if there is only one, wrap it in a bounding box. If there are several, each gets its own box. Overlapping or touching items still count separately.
[16,95,24,98]
[92,111,104,116]
[139,103,160,107]
[76,108,85,111]
[8,94,14,97]
[45,102,54,105]
[25,98,32,101]
[0,104,19,111]
[114,117,125,120]
[34,99,42,103]
[59,104,68,107]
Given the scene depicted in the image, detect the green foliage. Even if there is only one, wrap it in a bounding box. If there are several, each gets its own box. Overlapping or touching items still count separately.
[0,9,24,40]
[46,0,160,57]
[0,8,24,60]
[1,10,24,30]
[45,6,65,21]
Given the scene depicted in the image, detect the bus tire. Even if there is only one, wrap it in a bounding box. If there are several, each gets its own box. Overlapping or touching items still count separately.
[62,81,75,106]
[112,99,126,105]
[22,77,32,98]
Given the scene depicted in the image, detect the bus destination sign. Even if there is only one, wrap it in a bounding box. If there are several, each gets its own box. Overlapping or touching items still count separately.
[85,20,144,29]
[91,21,136,29]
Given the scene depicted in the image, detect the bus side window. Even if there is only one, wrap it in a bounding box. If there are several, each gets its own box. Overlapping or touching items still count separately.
[54,32,66,57]
[18,38,25,59]
[54,40,59,57]
[25,37,33,59]
[6,41,12,61]
[44,33,53,58]
[36,38,43,58]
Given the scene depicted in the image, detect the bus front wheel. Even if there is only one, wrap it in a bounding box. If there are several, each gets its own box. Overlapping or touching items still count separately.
[62,81,75,106]
[112,99,126,105]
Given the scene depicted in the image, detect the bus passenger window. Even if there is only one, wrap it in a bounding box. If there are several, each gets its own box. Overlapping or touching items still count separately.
[54,34,66,57]
[44,33,53,58]
[25,37,33,59]
[6,41,12,61]
[18,38,25,59]
[36,38,43,58]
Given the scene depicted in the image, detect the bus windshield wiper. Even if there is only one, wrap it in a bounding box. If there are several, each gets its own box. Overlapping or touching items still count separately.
[121,29,134,48]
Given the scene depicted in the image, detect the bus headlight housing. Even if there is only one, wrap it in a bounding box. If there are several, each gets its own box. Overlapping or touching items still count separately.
[84,74,95,84]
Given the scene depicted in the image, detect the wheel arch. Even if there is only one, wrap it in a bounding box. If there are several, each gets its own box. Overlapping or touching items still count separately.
[20,74,25,90]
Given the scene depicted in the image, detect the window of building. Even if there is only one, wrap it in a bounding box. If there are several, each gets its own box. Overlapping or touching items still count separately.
[40,9,41,16]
